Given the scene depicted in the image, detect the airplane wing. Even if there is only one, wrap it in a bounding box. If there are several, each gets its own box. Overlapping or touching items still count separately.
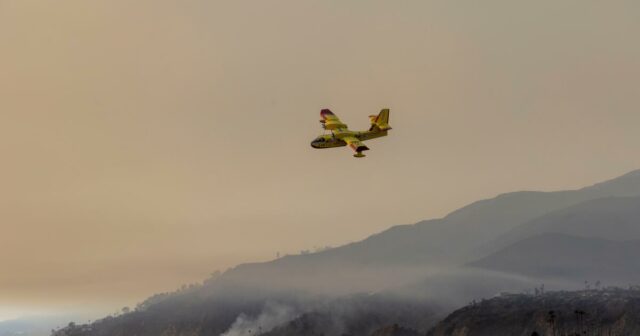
[320,109,348,130]
[342,136,370,153]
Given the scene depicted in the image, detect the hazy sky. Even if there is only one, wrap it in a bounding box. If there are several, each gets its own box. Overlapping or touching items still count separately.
[2,0,640,320]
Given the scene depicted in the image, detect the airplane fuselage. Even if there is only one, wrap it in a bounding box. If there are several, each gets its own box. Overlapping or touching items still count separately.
[311,108,391,157]
[310,129,388,149]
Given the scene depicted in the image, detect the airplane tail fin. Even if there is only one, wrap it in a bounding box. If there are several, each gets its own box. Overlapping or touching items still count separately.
[369,109,392,132]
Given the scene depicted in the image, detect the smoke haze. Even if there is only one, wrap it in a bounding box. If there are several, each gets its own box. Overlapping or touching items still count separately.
[2,0,640,319]
[221,302,299,336]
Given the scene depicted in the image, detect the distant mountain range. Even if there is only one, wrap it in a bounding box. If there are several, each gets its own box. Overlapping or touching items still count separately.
[217,169,640,293]
[54,169,640,336]
[472,232,640,283]
[483,195,640,255]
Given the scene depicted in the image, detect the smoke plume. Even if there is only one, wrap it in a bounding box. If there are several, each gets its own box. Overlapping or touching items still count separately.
[221,302,298,336]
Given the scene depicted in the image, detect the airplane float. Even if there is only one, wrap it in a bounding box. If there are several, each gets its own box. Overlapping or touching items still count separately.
[311,108,392,158]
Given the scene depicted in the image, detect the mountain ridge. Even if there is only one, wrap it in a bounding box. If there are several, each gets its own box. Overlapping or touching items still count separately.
[470,231,640,284]
[479,195,640,257]
[218,169,640,293]
[53,169,640,336]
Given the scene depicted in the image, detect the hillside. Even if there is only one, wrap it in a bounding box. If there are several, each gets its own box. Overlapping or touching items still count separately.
[52,293,442,336]
[427,289,640,336]
[52,169,640,336]
[218,170,640,294]
[482,195,640,256]
[470,233,640,284]
[258,295,440,336]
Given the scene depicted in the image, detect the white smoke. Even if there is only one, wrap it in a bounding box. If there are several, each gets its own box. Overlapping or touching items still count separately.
[220,302,298,336]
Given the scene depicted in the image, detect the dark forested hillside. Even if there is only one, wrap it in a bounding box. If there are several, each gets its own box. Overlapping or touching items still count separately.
[427,289,640,336]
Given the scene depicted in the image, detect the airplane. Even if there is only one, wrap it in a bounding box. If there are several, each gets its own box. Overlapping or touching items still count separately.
[310,108,392,158]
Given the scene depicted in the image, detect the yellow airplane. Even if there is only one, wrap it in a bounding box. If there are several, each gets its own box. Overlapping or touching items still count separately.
[311,108,392,158]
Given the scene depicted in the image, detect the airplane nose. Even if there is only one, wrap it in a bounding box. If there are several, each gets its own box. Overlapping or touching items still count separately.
[310,141,318,148]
